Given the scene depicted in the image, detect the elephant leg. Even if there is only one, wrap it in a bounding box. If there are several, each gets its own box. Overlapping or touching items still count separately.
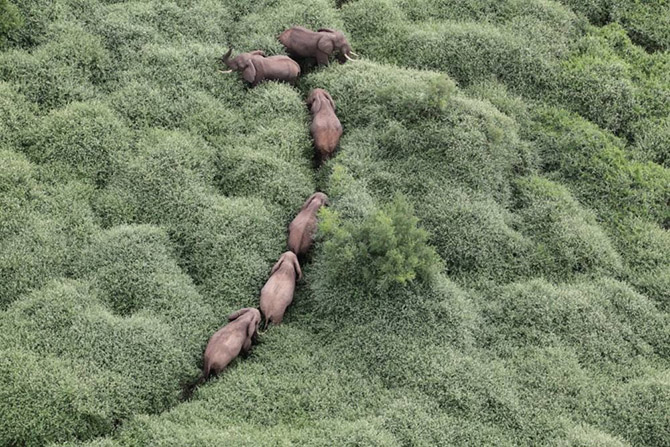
[241,337,252,354]
[316,52,329,66]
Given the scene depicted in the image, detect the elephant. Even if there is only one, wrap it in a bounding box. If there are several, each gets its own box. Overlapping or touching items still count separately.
[201,307,261,380]
[278,27,358,66]
[220,48,300,86]
[307,88,342,162]
[288,192,329,256]
[260,251,302,328]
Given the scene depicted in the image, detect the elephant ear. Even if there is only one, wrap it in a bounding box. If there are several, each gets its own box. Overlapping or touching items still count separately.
[242,59,258,83]
[301,193,317,211]
[317,28,336,33]
[324,91,336,111]
[249,50,266,56]
[317,35,334,55]
[270,256,285,276]
[228,308,249,321]
[310,97,322,114]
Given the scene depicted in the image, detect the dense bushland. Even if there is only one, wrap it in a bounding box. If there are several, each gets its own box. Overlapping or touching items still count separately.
[0,0,667,446]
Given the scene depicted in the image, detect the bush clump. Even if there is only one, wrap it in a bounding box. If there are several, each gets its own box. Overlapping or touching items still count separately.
[530,107,670,227]
[0,0,22,46]
[22,101,131,186]
[0,26,111,109]
[0,279,197,446]
[483,278,667,365]
[319,195,440,292]
[513,175,623,279]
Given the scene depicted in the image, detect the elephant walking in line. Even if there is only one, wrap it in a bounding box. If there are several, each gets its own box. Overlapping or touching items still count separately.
[307,88,342,162]
[288,192,329,256]
[260,252,302,328]
[278,27,358,66]
[201,308,261,380]
[220,48,300,86]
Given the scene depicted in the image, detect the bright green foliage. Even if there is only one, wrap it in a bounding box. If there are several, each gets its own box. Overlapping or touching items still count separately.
[1,0,668,446]
[320,195,440,291]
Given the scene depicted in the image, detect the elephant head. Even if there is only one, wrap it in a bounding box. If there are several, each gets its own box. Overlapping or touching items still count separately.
[301,192,330,211]
[220,48,265,73]
[317,29,358,63]
[270,251,302,280]
[228,307,261,340]
[306,88,336,114]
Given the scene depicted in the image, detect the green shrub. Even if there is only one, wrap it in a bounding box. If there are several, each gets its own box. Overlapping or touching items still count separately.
[483,278,667,365]
[0,149,36,238]
[92,129,216,227]
[303,61,455,128]
[305,62,525,203]
[611,218,670,310]
[0,348,111,446]
[608,370,670,446]
[0,82,36,150]
[0,26,110,109]
[0,279,197,439]
[557,0,612,25]
[214,146,314,213]
[631,118,669,167]
[0,181,97,308]
[557,423,628,447]
[418,188,534,283]
[179,195,284,308]
[319,195,440,291]
[230,0,344,53]
[513,175,623,279]
[530,108,670,226]
[611,2,670,52]
[22,101,131,186]
[6,0,64,47]
[0,0,22,46]
[558,53,636,135]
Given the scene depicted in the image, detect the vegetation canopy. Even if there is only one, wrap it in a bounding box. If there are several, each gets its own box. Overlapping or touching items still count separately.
[0,0,667,446]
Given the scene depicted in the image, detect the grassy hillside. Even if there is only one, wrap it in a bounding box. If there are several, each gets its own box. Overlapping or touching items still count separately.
[0,1,668,446]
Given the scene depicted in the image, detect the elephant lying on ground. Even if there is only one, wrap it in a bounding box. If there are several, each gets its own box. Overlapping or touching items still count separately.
[201,308,261,380]
[278,27,358,66]
[288,192,329,256]
[307,88,342,162]
[260,251,302,328]
[220,48,300,86]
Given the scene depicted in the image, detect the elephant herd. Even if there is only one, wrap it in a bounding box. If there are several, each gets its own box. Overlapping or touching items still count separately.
[201,27,354,381]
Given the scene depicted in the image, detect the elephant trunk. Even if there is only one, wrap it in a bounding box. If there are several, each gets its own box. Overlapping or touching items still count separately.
[222,48,234,68]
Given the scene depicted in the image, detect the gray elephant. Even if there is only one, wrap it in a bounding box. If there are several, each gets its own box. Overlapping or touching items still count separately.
[201,307,261,380]
[260,251,302,328]
[278,27,358,65]
[307,88,342,162]
[288,192,329,256]
[220,48,300,86]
